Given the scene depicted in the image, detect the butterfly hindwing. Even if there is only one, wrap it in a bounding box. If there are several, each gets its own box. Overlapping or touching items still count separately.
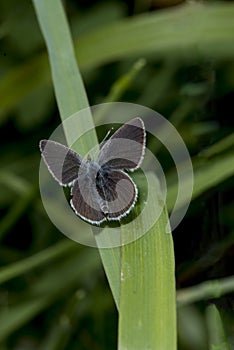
[70,165,137,223]
[70,179,106,224]
[96,166,137,220]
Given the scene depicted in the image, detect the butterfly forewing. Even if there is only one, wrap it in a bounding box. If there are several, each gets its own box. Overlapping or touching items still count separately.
[97,118,145,170]
[40,140,82,186]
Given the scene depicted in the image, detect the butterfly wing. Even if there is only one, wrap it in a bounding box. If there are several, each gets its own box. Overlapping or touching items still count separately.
[98,118,146,170]
[40,140,82,186]
[70,178,106,224]
[96,167,137,220]
[40,119,143,224]
[71,166,137,223]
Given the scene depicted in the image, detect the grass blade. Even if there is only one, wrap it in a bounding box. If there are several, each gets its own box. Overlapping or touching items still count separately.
[0,249,100,342]
[177,275,234,306]
[76,2,234,67]
[206,304,231,350]
[0,239,77,285]
[32,0,97,153]
[167,151,234,212]
[118,173,176,350]
[2,3,234,119]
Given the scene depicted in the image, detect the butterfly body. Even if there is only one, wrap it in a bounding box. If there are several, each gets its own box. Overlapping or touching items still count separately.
[81,159,101,179]
[40,118,146,225]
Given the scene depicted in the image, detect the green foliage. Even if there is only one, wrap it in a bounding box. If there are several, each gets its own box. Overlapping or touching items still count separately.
[0,0,233,349]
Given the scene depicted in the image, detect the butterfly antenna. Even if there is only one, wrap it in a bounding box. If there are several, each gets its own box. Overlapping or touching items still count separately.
[92,127,114,160]
[100,127,114,149]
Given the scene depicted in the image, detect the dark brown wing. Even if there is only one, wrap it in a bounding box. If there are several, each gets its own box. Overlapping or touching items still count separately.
[96,168,137,220]
[97,118,146,170]
[70,179,106,224]
[40,140,82,186]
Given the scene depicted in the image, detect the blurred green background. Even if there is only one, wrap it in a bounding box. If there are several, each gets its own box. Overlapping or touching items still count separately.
[0,0,234,349]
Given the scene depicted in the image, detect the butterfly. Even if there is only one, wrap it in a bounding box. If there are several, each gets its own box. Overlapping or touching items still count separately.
[39,117,146,224]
